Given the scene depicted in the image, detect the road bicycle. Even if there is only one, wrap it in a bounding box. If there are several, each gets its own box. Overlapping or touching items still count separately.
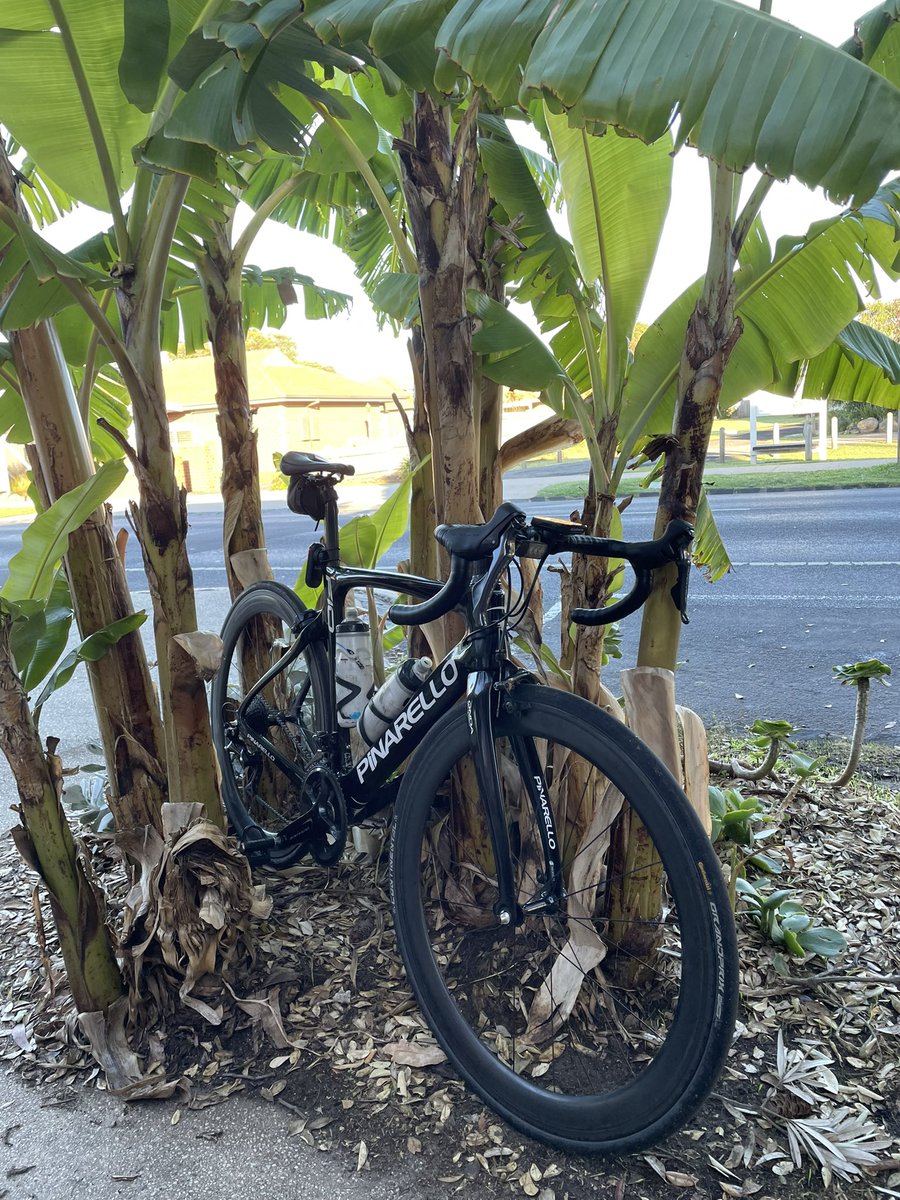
[210,452,738,1154]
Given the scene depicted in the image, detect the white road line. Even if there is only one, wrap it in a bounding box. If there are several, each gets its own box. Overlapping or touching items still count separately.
[729,561,900,568]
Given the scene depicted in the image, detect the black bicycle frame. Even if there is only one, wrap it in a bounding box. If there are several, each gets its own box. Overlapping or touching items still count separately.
[333,543,563,921]
[251,516,566,919]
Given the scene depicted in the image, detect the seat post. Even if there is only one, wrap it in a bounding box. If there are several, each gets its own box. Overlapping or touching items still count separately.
[323,488,340,563]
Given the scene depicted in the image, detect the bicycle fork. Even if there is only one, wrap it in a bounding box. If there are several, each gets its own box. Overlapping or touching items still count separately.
[466,669,565,927]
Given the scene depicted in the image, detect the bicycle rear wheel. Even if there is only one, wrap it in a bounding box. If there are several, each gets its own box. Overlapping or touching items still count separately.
[211,582,335,869]
[390,685,737,1154]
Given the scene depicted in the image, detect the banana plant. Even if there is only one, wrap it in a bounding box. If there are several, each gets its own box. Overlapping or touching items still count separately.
[145,18,358,601]
[0,141,168,835]
[171,15,589,573]
[288,0,900,648]
[0,0,361,818]
[0,462,132,1015]
[0,459,147,725]
[0,2,223,819]
[163,202,352,601]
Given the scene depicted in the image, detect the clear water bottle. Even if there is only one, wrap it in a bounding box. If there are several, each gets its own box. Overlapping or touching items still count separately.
[334,608,374,728]
[358,657,433,746]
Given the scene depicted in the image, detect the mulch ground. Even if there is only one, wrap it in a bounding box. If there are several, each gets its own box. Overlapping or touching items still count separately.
[0,747,898,1200]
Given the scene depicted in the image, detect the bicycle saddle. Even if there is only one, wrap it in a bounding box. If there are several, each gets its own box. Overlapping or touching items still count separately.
[281,451,355,477]
[434,502,525,561]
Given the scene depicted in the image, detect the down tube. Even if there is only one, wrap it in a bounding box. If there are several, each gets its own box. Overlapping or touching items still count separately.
[341,652,467,812]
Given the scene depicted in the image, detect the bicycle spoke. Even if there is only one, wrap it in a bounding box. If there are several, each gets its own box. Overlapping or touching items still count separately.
[410,701,710,1110]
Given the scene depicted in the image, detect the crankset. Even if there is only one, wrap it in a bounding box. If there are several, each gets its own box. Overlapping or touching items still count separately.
[276,761,348,866]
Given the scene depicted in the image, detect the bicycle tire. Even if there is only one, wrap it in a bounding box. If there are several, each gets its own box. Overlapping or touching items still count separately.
[390,684,738,1154]
[211,582,332,870]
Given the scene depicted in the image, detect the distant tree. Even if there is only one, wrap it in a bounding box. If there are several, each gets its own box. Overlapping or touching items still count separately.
[861,298,900,341]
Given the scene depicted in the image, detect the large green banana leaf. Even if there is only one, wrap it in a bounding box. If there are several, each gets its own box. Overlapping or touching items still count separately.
[0,224,116,331]
[1,460,126,605]
[157,12,356,163]
[475,117,606,395]
[437,0,900,205]
[200,1,900,204]
[477,115,581,305]
[119,0,209,113]
[802,320,900,407]
[161,264,351,355]
[469,290,572,415]
[32,610,146,724]
[10,575,73,691]
[842,1,900,87]
[0,1,150,209]
[621,180,900,443]
[544,106,671,363]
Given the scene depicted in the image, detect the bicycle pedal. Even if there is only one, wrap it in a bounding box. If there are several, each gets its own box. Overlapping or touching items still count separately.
[242,825,275,866]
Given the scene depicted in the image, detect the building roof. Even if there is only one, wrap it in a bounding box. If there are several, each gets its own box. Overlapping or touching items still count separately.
[162,348,410,415]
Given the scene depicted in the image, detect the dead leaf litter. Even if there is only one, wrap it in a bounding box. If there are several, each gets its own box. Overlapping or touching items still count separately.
[0,765,898,1199]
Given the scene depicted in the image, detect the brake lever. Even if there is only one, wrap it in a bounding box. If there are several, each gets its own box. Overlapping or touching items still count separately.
[670,552,691,625]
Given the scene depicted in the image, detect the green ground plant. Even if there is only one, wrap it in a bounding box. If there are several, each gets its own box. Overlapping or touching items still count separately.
[709,782,847,961]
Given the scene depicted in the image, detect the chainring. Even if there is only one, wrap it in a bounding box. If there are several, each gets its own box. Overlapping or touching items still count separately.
[300,762,348,866]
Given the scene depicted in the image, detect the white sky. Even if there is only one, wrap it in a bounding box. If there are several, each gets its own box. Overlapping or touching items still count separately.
[42,0,899,388]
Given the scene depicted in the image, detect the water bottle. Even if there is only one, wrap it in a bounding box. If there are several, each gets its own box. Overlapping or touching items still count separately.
[358,657,433,746]
[334,608,374,728]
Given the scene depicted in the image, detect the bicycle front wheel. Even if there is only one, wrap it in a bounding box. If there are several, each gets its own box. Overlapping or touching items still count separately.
[390,685,737,1154]
[211,582,333,869]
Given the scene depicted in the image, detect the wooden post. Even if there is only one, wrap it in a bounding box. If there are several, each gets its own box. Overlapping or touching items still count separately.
[719,426,726,463]
[804,418,812,462]
[831,416,839,451]
[749,405,757,464]
[772,421,780,445]
[887,411,894,446]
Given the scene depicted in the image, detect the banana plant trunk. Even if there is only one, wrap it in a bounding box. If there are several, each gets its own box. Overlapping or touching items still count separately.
[115,198,223,826]
[611,169,742,971]
[198,229,270,600]
[570,417,619,705]
[397,94,483,538]
[404,329,438,585]
[397,93,490,857]
[0,144,165,833]
[0,614,123,1013]
[638,170,742,671]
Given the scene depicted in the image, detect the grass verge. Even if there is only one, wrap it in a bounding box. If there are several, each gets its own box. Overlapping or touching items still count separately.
[535,462,900,499]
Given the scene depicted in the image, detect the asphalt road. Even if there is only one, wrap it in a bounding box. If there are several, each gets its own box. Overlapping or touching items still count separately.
[0,488,897,796]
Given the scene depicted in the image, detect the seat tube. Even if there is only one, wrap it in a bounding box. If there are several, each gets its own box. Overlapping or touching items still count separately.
[466,663,517,925]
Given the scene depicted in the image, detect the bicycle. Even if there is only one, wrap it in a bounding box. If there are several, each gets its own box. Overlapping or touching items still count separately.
[210,451,738,1154]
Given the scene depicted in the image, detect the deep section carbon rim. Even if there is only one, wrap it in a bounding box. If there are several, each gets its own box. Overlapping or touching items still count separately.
[391,689,737,1152]
[212,584,329,856]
